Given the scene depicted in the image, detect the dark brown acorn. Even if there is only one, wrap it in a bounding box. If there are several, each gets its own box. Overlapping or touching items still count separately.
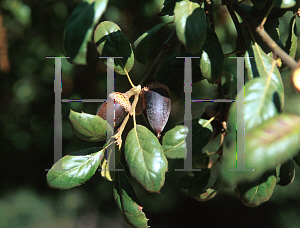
[96,92,131,127]
[140,82,171,138]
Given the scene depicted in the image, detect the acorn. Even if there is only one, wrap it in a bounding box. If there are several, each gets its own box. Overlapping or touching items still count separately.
[140,82,171,138]
[97,92,131,127]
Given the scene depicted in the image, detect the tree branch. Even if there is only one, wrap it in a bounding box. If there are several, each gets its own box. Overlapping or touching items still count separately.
[224,0,297,70]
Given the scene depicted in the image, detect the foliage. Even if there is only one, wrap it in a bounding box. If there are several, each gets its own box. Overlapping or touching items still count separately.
[46,0,300,227]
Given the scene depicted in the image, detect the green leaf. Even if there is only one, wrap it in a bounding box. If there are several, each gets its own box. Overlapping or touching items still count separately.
[94,21,134,75]
[125,125,168,193]
[235,169,277,207]
[113,168,149,228]
[194,184,219,202]
[222,114,300,185]
[63,0,108,64]
[69,110,113,142]
[246,44,284,96]
[162,125,188,159]
[47,147,105,189]
[273,0,296,8]
[277,158,295,186]
[192,118,213,153]
[174,0,207,54]
[134,23,167,64]
[244,44,284,131]
[178,169,211,196]
[244,77,281,132]
[285,15,297,59]
[193,27,224,84]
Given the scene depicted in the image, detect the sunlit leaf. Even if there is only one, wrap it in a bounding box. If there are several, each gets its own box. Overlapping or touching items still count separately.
[222,114,300,185]
[235,169,276,207]
[69,110,113,142]
[94,21,134,75]
[47,147,104,189]
[134,23,167,64]
[113,168,149,228]
[125,125,168,193]
[273,0,296,8]
[244,44,284,131]
[63,0,108,64]
[244,77,281,132]
[174,0,207,54]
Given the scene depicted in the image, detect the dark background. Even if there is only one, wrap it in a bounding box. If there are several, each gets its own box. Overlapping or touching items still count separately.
[1,0,300,227]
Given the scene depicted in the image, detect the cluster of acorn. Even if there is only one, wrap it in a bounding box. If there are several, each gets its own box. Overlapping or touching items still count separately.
[96,82,171,138]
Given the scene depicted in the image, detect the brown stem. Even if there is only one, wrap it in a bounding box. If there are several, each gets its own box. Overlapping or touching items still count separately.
[224,0,297,70]
[139,29,177,87]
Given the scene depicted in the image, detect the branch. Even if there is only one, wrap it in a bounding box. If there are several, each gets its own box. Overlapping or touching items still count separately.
[224,0,297,70]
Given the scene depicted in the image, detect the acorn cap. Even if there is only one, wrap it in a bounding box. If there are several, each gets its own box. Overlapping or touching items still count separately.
[109,92,132,113]
[142,82,170,94]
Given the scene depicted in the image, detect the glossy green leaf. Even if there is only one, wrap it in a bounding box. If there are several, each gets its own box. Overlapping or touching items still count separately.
[174,0,207,54]
[125,125,168,193]
[222,114,300,185]
[134,23,167,64]
[94,21,134,75]
[63,0,108,64]
[193,27,224,84]
[162,125,188,159]
[244,77,281,132]
[69,110,113,142]
[113,168,149,228]
[47,147,104,189]
[244,44,284,131]
[178,169,211,196]
[273,0,296,8]
[235,169,277,207]
[277,158,295,186]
